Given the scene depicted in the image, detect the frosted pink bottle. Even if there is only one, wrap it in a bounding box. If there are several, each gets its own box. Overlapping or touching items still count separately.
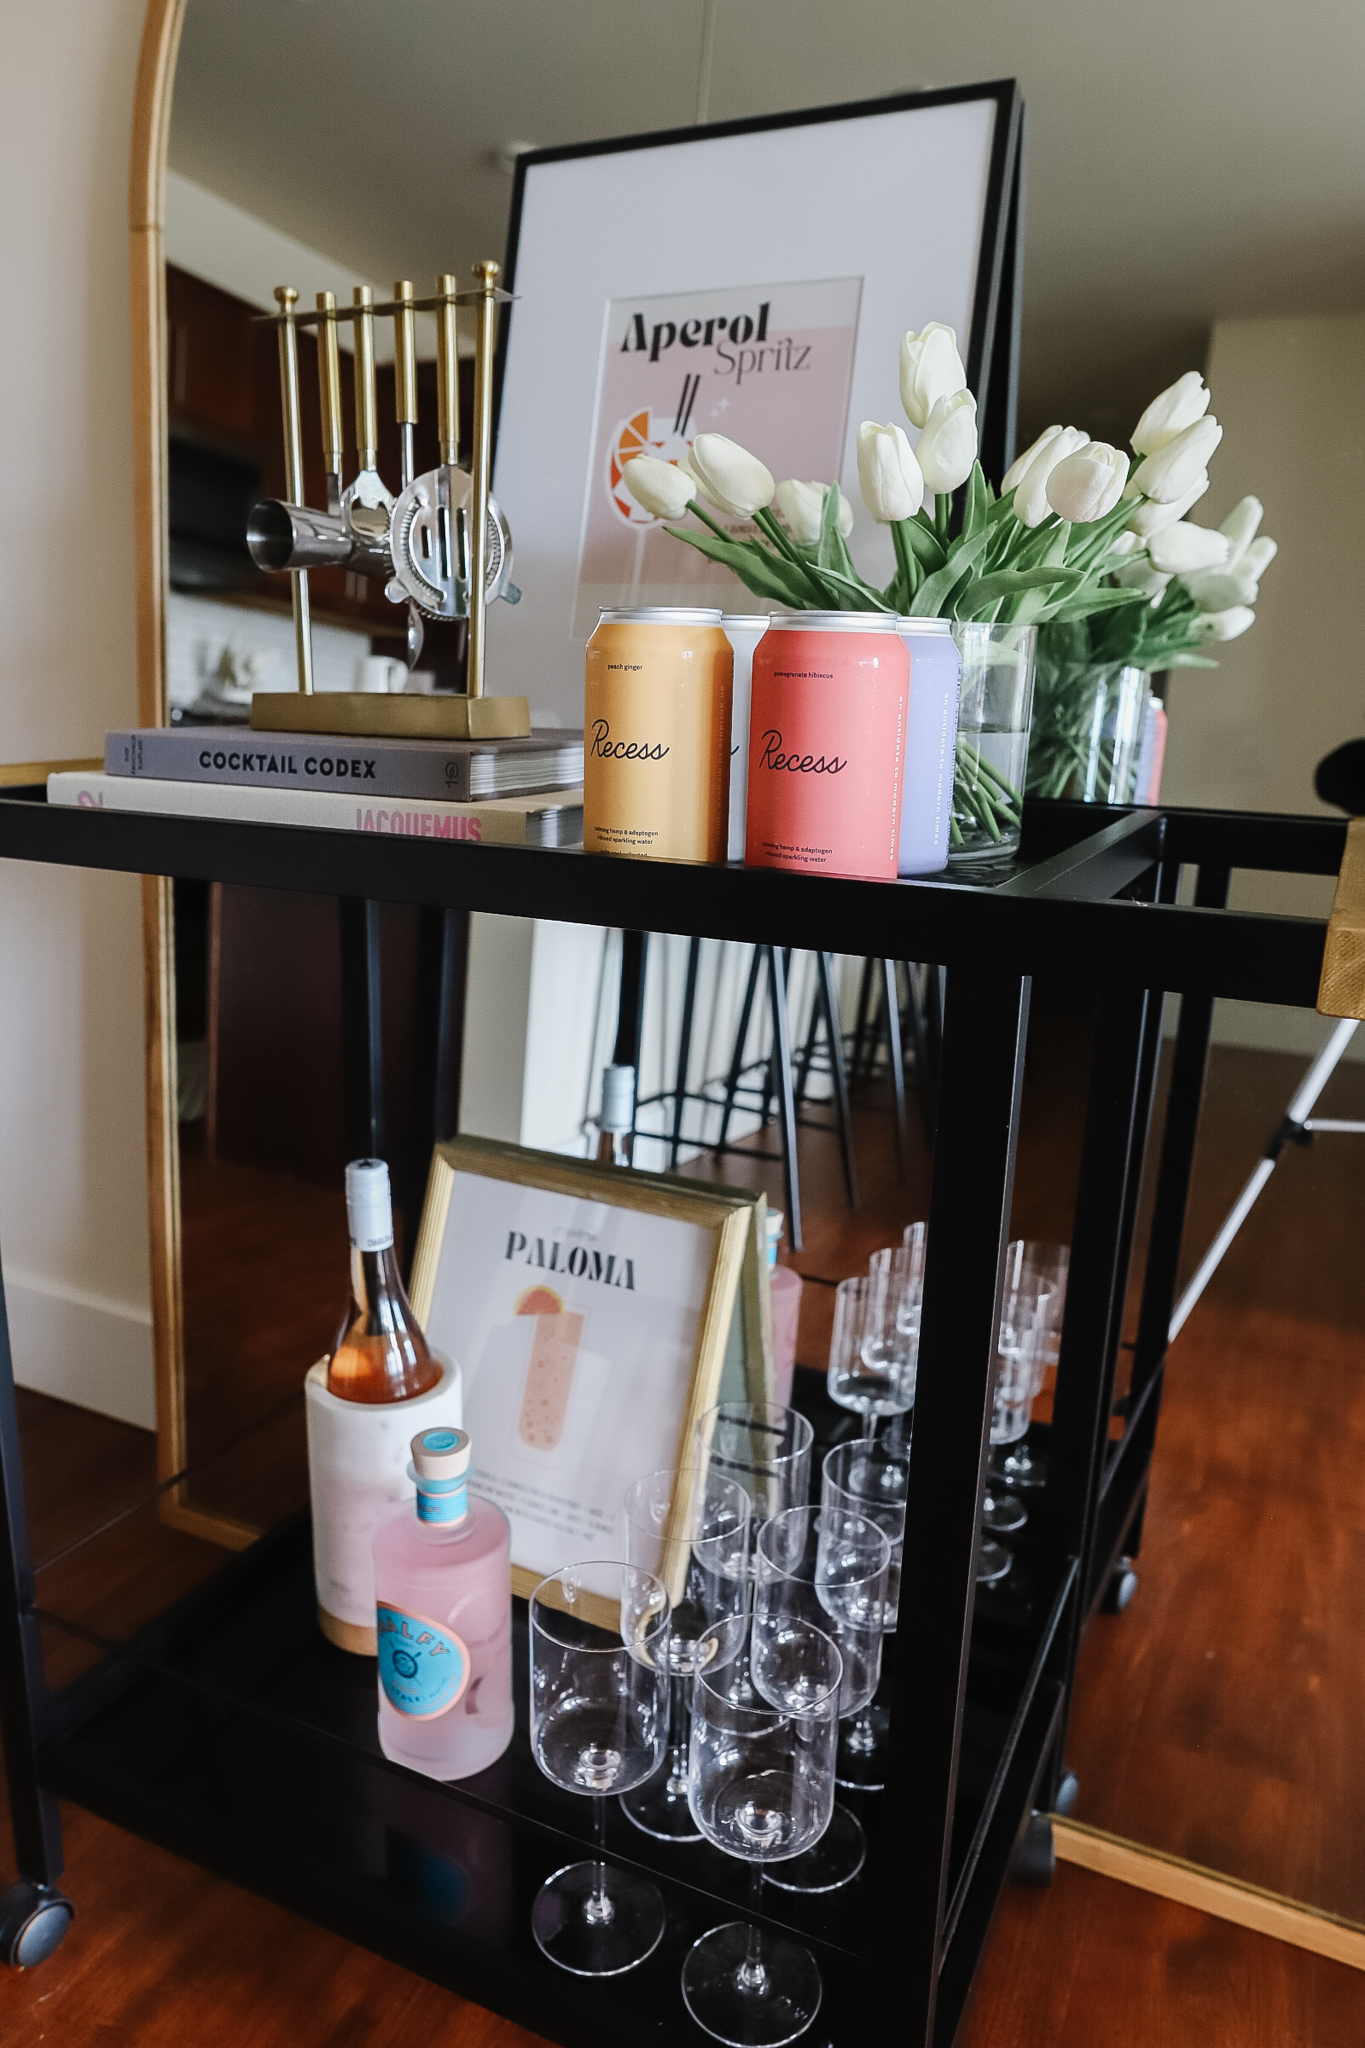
[373,1426,514,1780]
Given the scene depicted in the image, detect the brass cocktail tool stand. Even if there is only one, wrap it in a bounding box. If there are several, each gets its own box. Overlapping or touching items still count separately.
[247,262,528,741]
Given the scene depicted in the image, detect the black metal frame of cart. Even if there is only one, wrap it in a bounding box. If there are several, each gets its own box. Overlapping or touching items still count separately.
[0,788,1342,2046]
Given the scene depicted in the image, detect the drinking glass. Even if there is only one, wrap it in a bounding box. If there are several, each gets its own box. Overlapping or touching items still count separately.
[979,1250,1048,1578]
[528,1561,670,1975]
[683,1618,841,2046]
[619,1468,752,1842]
[827,1273,914,1426]
[696,1402,814,1533]
[821,1436,910,1789]
[752,1506,891,1891]
[997,1243,1068,1491]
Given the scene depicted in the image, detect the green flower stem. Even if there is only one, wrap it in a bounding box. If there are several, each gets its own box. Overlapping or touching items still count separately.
[687,498,738,543]
[949,814,965,849]
[935,494,952,545]
[753,508,843,608]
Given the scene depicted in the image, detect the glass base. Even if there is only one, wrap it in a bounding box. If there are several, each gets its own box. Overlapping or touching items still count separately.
[682,1921,822,2047]
[836,1705,889,1792]
[982,1489,1027,1535]
[977,1539,1012,1585]
[531,1860,666,1977]
[997,1444,1047,1490]
[620,1759,703,1842]
[763,1803,865,1894]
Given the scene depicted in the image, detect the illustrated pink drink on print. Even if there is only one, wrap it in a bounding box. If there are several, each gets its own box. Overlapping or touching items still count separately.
[512,1288,586,1452]
[745,613,908,881]
[373,1426,514,1781]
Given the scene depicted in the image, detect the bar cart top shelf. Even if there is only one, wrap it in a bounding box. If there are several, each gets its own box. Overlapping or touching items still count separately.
[0,786,1341,1006]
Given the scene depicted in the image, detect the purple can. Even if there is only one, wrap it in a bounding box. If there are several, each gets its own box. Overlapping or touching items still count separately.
[895,618,961,875]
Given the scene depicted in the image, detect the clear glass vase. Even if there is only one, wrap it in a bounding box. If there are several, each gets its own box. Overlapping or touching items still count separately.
[949,622,1038,862]
[1027,658,1152,805]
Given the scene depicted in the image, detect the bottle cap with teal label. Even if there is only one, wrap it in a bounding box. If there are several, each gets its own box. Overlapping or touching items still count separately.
[377,1603,471,1718]
[411,1425,471,1525]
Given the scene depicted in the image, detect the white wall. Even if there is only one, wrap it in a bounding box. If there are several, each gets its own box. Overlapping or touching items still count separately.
[0,3,156,1429]
[1163,308,1365,1063]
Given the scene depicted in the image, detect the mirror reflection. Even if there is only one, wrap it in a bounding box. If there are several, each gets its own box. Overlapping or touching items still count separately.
[158,0,1365,1940]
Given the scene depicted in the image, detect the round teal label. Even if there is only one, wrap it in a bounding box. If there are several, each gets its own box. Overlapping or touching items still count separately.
[377,1603,472,1720]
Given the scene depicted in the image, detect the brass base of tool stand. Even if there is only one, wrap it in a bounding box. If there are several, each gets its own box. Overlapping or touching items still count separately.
[249,692,532,740]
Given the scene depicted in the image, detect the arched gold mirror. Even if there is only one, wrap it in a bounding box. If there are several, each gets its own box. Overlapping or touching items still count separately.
[131,0,1365,1971]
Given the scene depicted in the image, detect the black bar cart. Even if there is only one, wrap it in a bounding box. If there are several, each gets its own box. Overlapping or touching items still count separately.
[0,787,1343,2045]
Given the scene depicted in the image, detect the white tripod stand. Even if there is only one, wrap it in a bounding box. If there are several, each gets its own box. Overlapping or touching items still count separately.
[1169,1017,1365,1341]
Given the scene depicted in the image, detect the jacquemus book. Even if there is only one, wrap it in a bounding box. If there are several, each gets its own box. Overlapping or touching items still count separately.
[48,773,583,849]
[103,725,584,802]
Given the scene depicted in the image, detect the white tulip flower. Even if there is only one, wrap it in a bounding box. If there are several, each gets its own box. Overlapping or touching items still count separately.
[916,390,979,494]
[899,323,968,429]
[1013,426,1089,528]
[686,433,776,519]
[1126,473,1210,539]
[1046,441,1130,523]
[1146,521,1231,575]
[1113,559,1173,599]
[857,421,924,523]
[1131,371,1211,457]
[1001,426,1064,496]
[775,477,855,545]
[1241,535,1278,580]
[1109,529,1142,556]
[1194,605,1256,642]
[621,455,695,521]
[1220,496,1265,567]
[1179,567,1260,611]
[1131,415,1223,502]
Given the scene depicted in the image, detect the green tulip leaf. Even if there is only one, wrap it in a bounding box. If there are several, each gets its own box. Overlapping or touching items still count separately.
[663,526,810,606]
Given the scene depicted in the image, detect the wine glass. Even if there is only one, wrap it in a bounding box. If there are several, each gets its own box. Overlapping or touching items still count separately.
[820,1437,910,1790]
[752,1505,891,1892]
[619,1468,752,1842]
[979,1254,1048,1578]
[826,1273,914,1429]
[997,1243,1068,1491]
[528,1561,670,1975]
[683,1617,842,2046]
[696,1402,814,1533]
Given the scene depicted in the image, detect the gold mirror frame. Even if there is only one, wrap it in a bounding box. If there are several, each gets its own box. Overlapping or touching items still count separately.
[131,0,256,1550]
[125,0,1365,1966]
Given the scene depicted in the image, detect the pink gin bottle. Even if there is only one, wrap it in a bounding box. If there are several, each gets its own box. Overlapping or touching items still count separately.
[373,1426,514,1780]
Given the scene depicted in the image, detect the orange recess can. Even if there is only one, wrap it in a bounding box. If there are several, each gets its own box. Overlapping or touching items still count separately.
[584,608,733,863]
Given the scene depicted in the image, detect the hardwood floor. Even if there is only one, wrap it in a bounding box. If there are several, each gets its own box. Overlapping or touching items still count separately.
[7,994,1365,2039]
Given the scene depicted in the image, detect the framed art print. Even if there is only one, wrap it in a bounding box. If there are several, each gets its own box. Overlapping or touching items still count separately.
[491,82,1022,721]
[408,1135,771,1599]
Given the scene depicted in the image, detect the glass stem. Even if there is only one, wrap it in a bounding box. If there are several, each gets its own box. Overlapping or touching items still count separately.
[736,1862,769,1997]
[666,1673,690,1793]
[585,1794,613,1926]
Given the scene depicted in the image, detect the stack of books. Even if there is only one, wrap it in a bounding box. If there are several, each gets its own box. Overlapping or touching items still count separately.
[48,725,585,849]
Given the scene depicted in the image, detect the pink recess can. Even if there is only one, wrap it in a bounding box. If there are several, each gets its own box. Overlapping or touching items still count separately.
[745,612,908,880]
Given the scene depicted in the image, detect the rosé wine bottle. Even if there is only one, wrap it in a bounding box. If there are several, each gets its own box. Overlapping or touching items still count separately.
[373,1426,514,1781]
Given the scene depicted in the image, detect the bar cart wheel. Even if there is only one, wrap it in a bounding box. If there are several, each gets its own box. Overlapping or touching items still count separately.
[1053,1769,1080,1817]
[1012,1813,1055,1888]
[0,1881,74,1968]
[1101,1559,1139,1613]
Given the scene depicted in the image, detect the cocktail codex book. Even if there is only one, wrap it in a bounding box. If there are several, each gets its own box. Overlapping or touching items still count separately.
[104,726,584,802]
[49,773,583,849]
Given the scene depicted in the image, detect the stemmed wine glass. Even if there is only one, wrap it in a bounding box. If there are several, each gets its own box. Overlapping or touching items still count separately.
[826,1272,915,1432]
[528,1561,670,1975]
[821,1436,909,1790]
[996,1243,1068,1492]
[683,1616,842,2047]
[619,1468,752,1842]
[979,1247,1048,1580]
[752,1505,890,1891]
[696,1402,813,1535]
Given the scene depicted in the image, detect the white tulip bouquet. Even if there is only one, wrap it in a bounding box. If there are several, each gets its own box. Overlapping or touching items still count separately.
[621,336,1276,832]
[1026,374,1278,799]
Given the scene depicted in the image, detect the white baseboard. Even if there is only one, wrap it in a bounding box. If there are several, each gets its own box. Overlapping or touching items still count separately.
[4,1270,155,1432]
